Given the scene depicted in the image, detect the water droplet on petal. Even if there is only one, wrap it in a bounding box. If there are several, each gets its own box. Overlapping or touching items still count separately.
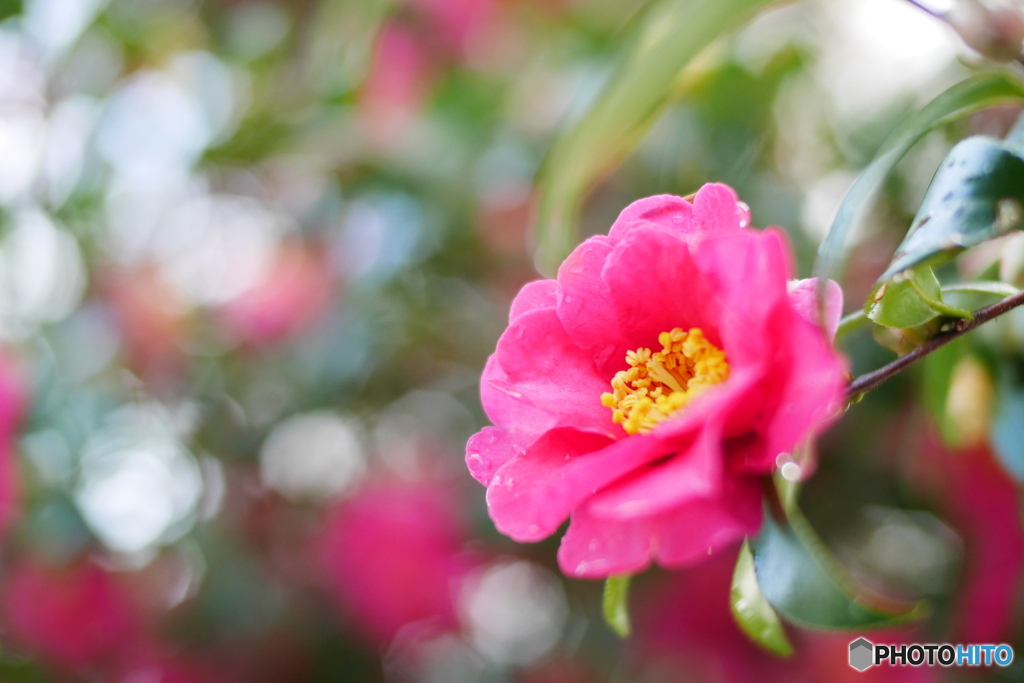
[736,201,751,228]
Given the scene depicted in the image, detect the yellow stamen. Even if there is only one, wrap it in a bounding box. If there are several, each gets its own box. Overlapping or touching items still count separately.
[600,328,729,435]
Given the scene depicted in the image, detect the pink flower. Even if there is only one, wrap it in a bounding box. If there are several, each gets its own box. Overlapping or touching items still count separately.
[636,548,935,683]
[319,480,475,643]
[1,558,142,673]
[0,350,26,534]
[907,432,1024,644]
[220,242,334,346]
[465,184,847,578]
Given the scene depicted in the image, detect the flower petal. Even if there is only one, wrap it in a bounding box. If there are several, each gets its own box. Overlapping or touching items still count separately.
[585,417,724,520]
[509,279,559,324]
[486,428,672,542]
[787,278,844,341]
[465,427,533,486]
[654,476,762,567]
[692,229,793,366]
[556,236,630,374]
[557,476,761,578]
[607,195,695,243]
[481,354,557,434]
[755,315,847,472]
[691,183,748,236]
[492,307,616,435]
[604,226,723,351]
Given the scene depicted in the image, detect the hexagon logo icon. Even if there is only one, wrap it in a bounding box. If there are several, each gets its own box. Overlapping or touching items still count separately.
[849,638,874,671]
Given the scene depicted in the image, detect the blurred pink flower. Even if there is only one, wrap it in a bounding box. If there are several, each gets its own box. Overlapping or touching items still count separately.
[2,558,142,673]
[359,23,433,146]
[466,184,847,578]
[0,350,26,534]
[319,480,475,643]
[105,266,190,382]
[220,242,334,346]
[637,547,934,683]
[404,0,494,52]
[909,433,1024,644]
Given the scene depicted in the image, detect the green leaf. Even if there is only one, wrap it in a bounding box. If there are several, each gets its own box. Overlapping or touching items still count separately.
[865,265,946,328]
[751,501,926,630]
[532,0,782,276]
[942,281,1020,297]
[815,71,1024,286]
[731,539,793,656]
[603,574,632,637]
[880,136,1024,280]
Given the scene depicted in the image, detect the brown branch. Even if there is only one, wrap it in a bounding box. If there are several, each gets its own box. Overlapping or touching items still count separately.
[847,288,1024,397]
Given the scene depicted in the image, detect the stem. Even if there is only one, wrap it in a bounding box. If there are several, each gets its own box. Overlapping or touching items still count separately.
[847,288,1024,397]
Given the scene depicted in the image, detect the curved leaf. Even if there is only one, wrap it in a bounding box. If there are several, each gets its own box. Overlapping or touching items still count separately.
[814,71,1024,287]
[603,574,632,637]
[881,136,1024,279]
[532,0,782,275]
[731,539,793,656]
[865,266,944,328]
[751,499,927,630]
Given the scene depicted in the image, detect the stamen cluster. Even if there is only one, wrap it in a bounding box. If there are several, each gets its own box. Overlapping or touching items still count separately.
[601,327,729,435]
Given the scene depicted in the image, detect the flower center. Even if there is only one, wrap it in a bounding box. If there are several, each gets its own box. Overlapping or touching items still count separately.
[600,327,729,435]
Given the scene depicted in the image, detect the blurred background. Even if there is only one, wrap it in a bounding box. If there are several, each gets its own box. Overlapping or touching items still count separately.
[0,0,1020,680]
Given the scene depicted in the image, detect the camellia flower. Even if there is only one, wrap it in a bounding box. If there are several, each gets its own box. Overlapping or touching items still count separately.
[465,184,847,578]
[319,480,476,643]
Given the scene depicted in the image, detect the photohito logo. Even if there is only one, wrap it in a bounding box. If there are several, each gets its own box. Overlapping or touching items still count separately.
[848,638,1014,671]
[849,638,873,671]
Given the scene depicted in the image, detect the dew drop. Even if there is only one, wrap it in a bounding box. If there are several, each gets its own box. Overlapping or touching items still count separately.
[780,461,802,482]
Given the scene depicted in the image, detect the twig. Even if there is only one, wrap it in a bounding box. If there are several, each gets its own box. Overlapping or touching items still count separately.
[847,288,1024,396]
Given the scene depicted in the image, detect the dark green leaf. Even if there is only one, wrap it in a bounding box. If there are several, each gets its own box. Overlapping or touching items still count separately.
[881,136,1024,279]
[533,0,782,275]
[815,71,1024,286]
[751,503,926,630]
[603,574,632,637]
[731,539,793,656]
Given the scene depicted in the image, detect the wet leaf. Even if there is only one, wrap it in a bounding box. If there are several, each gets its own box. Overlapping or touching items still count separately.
[815,71,1024,286]
[730,539,793,656]
[750,493,927,630]
[881,136,1024,279]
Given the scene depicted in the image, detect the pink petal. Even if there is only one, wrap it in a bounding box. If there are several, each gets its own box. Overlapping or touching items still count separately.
[486,428,674,542]
[692,229,793,366]
[481,354,557,434]
[492,307,617,436]
[604,226,723,351]
[509,279,558,324]
[557,506,659,577]
[787,278,844,341]
[754,316,847,473]
[585,417,724,520]
[557,476,761,578]
[654,476,762,567]
[691,183,748,236]
[465,427,533,486]
[607,195,695,243]
[556,236,630,374]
